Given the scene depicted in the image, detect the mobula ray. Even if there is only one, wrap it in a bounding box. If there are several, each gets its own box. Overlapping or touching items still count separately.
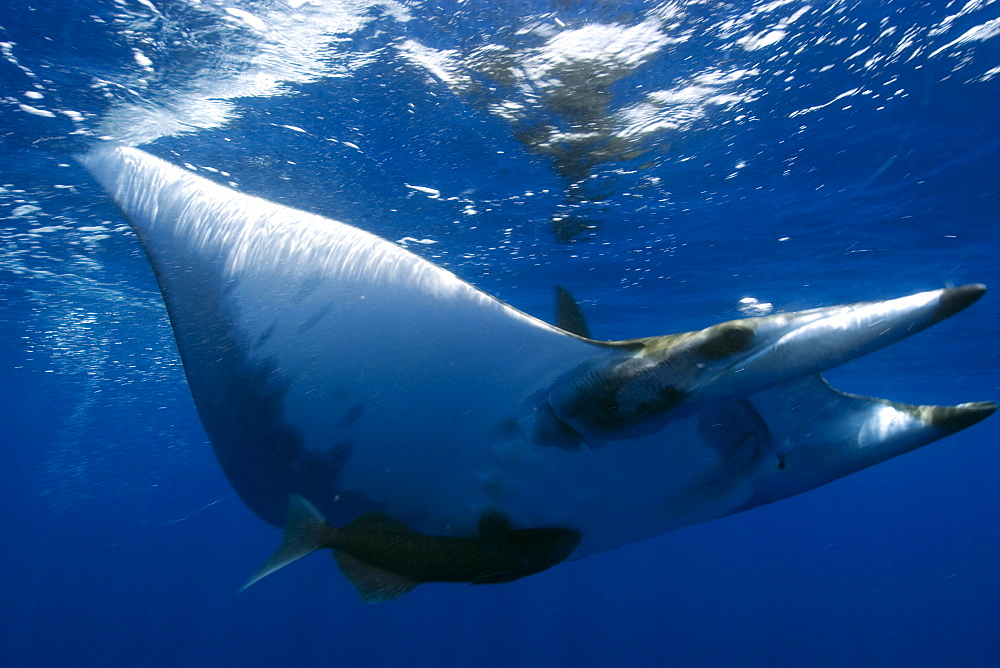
[81,146,995,602]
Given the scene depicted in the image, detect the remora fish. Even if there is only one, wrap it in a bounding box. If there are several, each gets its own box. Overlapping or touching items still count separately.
[80,145,995,601]
[241,495,580,601]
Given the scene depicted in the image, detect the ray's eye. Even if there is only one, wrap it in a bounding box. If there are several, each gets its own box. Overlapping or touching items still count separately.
[698,324,755,359]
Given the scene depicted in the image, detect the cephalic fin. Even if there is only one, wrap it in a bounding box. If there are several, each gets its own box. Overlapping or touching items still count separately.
[741,375,997,509]
[240,495,333,591]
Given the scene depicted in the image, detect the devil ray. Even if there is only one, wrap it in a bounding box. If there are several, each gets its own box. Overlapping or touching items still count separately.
[81,145,995,601]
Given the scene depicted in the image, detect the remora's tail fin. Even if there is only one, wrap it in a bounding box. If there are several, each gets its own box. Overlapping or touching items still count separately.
[241,495,334,591]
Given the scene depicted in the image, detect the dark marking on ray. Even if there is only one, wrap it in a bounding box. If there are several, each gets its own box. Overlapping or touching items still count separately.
[494,419,520,437]
[220,277,236,295]
[135,226,378,528]
[301,302,333,333]
[254,324,275,348]
[929,283,985,325]
[698,323,754,359]
[901,401,997,433]
[338,402,366,428]
[293,275,324,301]
[290,443,354,502]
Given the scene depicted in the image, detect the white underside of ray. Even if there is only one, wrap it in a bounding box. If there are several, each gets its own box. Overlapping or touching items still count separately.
[79,146,632,548]
[81,145,989,561]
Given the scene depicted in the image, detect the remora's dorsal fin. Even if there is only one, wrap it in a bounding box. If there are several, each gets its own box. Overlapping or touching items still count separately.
[241,495,333,591]
[332,551,419,603]
[555,286,592,338]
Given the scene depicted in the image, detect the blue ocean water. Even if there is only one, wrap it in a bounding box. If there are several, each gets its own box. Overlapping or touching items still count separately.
[1,1,998,666]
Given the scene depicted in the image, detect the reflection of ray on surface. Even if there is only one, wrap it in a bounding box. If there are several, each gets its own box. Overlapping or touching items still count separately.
[97,0,412,145]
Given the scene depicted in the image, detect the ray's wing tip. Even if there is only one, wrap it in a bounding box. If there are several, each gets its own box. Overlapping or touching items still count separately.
[931,283,987,324]
[919,283,992,433]
[929,401,997,433]
[75,143,137,183]
[75,141,125,162]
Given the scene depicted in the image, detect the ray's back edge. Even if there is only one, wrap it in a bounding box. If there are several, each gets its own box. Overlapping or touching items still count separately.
[79,144,996,601]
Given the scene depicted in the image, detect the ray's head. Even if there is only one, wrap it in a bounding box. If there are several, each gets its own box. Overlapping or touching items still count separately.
[546,285,994,500]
